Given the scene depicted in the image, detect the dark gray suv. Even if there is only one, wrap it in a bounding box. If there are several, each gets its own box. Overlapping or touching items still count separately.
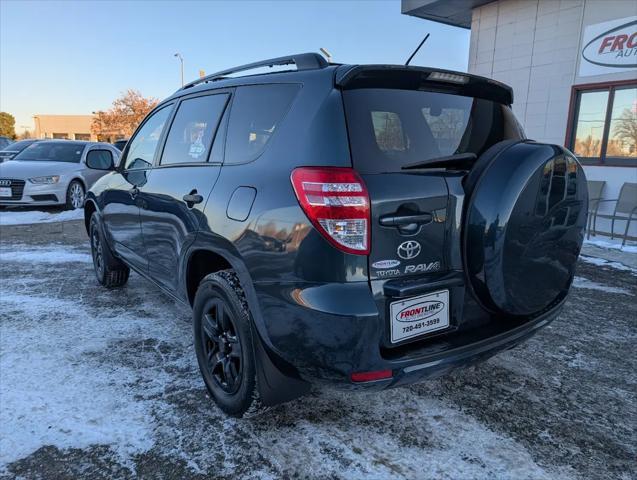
[84,53,588,417]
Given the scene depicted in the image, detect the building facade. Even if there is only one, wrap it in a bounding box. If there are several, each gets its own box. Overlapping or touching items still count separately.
[33,115,97,141]
[403,0,637,238]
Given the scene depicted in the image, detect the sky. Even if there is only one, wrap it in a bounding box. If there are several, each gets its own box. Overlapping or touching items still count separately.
[0,0,469,133]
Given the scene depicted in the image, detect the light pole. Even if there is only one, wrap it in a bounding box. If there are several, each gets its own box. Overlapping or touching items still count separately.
[174,53,184,87]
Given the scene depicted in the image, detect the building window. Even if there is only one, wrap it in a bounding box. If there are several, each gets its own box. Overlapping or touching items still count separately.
[567,81,637,167]
[74,133,91,141]
[52,133,68,139]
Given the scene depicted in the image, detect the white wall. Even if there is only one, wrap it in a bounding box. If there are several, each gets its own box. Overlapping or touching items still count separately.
[468,0,637,239]
[468,0,583,145]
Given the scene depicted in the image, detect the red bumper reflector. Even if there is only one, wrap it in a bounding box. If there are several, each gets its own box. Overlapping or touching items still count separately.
[350,369,393,382]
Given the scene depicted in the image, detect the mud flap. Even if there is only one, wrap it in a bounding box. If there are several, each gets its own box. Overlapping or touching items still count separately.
[253,330,311,407]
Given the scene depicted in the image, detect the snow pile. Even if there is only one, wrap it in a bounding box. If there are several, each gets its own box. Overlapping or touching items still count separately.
[584,238,637,254]
[0,208,83,226]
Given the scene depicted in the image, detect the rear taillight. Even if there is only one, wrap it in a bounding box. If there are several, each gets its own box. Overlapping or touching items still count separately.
[291,167,370,255]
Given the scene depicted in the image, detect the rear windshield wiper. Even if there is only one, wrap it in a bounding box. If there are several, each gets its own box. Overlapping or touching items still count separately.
[401,152,477,170]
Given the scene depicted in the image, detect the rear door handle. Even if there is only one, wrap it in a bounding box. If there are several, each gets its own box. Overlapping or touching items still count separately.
[183,192,204,206]
[379,213,432,227]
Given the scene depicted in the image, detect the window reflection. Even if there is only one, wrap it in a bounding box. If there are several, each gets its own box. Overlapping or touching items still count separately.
[607,87,637,159]
[573,91,609,158]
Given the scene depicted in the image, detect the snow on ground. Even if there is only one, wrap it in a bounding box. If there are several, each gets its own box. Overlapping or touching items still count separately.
[584,238,637,254]
[0,222,635,479]
[0,245,91,263]
[572,276,633,295]
[0,244,565,479]
[579,254,637,275]
[0,208,83,226]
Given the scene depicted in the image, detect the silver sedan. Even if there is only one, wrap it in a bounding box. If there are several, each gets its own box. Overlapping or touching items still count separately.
[0,140,120,209]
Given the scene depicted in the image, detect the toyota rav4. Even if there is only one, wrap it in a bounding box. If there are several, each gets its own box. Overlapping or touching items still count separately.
[84,53,588,417]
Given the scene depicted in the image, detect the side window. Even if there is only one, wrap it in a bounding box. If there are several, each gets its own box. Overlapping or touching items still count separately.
[225,84,300,164]
[124,105,172,170]
[161,94,229,165]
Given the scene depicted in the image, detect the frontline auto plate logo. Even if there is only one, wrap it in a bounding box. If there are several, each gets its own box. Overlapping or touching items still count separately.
[372,259,401,269]
[397,240,421,260]
[396,300,444,323]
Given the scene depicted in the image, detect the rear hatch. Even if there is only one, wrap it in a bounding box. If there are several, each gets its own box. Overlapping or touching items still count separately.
[338,66,524,347]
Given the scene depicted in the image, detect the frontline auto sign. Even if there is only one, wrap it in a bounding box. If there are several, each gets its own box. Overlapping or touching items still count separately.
[579,17,637,76]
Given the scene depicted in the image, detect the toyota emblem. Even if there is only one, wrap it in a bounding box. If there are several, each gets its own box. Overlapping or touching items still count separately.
[397,240,421,260]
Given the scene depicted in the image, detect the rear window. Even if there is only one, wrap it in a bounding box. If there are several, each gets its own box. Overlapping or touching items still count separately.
[13,142,86,163]
[0,140,34,153]
[343,89,524,173]
[225,84,300,164]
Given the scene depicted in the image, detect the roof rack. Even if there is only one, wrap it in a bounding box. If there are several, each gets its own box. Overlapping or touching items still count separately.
[181,52,328,90]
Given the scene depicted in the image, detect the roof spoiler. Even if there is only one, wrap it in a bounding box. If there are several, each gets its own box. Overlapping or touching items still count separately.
[335,65,514,105]
[182,52,328,90]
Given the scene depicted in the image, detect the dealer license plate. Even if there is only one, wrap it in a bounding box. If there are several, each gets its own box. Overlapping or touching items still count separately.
[0,187,12,197]
[390,289,449,344]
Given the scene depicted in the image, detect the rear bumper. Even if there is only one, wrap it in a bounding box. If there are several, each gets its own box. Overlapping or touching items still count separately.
[373,305,559,390]
[252,279,563,390]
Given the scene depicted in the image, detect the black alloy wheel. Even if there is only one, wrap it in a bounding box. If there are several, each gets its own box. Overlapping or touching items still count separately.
[201,299,243,394]
[193,270,262,417]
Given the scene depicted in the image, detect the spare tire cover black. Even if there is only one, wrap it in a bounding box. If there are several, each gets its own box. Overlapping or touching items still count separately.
[464,141,588,317]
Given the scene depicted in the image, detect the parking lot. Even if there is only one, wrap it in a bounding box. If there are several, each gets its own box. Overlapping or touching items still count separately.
[0,216,635,480]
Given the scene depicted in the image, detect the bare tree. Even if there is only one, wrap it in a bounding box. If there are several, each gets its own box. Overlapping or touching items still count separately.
[610,108,637,157]
[92,90,158,139]
[574,134,601,158]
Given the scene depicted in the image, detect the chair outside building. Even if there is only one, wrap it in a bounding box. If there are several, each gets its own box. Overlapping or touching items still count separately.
[586,180,605,239]
[590,182,637,246]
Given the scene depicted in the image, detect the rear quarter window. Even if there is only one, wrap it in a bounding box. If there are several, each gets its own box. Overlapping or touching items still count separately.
[224,84,300,164]
[344,89,524,174]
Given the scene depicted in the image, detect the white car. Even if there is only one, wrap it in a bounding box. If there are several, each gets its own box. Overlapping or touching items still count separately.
[0,140,120,209]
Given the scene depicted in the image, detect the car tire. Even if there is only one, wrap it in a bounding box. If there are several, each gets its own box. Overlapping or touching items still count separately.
[66,180,85,210]
[90,213,130,288]
[193,270,264,418]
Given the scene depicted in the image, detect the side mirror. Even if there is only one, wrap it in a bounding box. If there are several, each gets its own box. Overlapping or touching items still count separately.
[86,149,114,170]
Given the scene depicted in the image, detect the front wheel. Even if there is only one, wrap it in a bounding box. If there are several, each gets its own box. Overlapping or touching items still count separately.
[90,214,130,288]
[66,180,85,210]
[193,270,263,417]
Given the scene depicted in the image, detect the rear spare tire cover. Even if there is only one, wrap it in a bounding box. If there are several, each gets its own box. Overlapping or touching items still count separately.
[464,141,588,317]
